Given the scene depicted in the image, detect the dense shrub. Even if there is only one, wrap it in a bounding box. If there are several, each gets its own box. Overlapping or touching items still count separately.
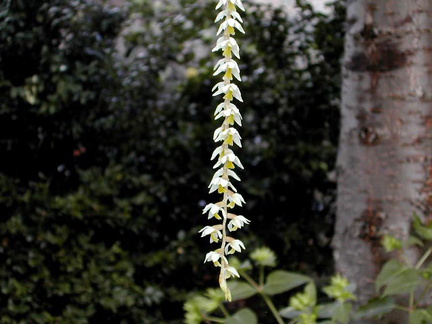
[0,0,344,322]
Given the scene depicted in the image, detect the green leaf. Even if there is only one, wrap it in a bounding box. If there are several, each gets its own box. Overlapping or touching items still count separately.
[409,309,432,324]
[305,282,317,306]
[406,235,424,248]
[413,214,432,240]
[225,308,258,324]
[279,306,301,319]
[376,260,407,292]
[227,281,257,301]
[323,274,356,302]
[421,262,432,279]
[377,260,421,296]
[355,297,395,319]
[381,234,402,252]
[263,270,311,295]
[318,302,338,319]
[333,302,352,324]
[383,268,420,297]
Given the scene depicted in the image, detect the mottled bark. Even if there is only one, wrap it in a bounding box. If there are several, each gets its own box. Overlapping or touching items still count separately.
[334,0,432,313]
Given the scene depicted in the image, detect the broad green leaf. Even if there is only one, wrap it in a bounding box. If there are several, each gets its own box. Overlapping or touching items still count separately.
[263,270,311,295]
[333,302,352,324]
[318,302,338,319]
[409,309,432,324]
[305,282,317,305]
[279,306,301,319]
[382,268,420,297]
[376,259,407,292]
[227,281,257,301]
[225,308,258,324]
[355,297,395,319]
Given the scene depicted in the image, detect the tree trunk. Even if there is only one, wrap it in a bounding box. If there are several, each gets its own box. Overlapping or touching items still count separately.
[334,0,432,311]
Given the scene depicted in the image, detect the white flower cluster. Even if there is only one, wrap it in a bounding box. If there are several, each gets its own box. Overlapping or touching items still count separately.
[199,0,250,302]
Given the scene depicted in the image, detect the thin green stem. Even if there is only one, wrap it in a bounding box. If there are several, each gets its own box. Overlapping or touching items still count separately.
[415,247,432,269]
[204,315,226,323]
[409,291,414,312]
[259,265,264,287]
[400,254,413,268]
[395,305,411,313]
[219,303,230,318]
[261,293,285,324]
[238,269,260,290]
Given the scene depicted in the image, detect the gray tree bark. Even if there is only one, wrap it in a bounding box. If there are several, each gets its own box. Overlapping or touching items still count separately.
[334,0,432,316]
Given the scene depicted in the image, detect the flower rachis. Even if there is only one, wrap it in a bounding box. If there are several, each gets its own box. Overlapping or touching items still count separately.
[199,0,250,301]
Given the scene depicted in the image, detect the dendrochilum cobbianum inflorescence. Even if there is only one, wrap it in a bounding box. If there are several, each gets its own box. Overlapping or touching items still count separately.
[199,0,250,302]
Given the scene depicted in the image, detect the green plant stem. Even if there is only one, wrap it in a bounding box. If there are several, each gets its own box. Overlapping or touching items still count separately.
[409,291,414,312]
[259,265,264,287]
[395,305,411,313]
[401,254,413,268]
[238,269,284,323]
[219,303,230,318]
[261,293,285,324]
[415,247,432,269]
[239,270,260,290]
[204,315,225,323]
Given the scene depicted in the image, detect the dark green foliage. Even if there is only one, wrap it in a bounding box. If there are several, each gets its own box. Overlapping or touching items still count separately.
[0,0,344,322]
[0,0,150,322]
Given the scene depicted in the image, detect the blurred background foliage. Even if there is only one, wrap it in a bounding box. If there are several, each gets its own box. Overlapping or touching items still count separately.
[0,0,344,322]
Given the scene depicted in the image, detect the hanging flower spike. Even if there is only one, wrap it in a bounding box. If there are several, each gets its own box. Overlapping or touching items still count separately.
[200,0,248,302]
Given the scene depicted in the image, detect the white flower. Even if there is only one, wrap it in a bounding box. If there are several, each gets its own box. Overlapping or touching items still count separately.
[214,128,242,147]
[214,102,240,116]
[212,83,243,102]
[213,126,223,141]
[210,146,234,160]
[225,239,246,254]
[199,226,223,243]
[226,266,240,278]
[213,59,241,81]
[204,251,227,267]
[201,0,248,300]
[231,0,245,11]
[212,168,224,179]
[212,37,240,59]
[212,167,241,182]
[215,105,242,126]
[210,146,223,160]
[227,192,245,207]
[228,215,251,231]
[213,153,244,169]
[208,176,236,193]
[220,265,240,280]
[203,203,225,220]
[215,10,243,23]
[217,18,245,35]
[215,0,245,12]
[227,169,241,181]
